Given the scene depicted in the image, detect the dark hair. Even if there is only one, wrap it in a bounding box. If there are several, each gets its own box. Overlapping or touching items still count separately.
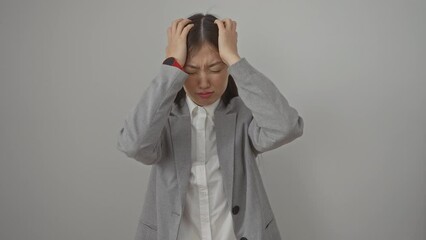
[174,13,239,107]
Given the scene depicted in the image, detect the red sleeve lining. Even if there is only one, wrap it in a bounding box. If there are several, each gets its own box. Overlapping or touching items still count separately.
[163,57,184,71]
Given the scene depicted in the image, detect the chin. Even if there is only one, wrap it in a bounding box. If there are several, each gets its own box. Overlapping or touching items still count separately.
[195,97,214,106]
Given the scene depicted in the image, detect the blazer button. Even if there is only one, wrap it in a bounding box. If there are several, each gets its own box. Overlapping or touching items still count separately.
[232,205,240,215]
[240,237,247,240]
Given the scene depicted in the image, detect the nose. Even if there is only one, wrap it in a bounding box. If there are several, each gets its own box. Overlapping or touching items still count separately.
[198,72,211,89]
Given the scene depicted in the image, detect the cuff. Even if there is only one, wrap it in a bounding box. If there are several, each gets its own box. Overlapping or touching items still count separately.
[163,57,184,71]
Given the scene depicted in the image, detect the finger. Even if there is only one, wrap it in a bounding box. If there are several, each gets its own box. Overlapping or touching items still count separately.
[232,20,237,31]
[176,19,192,35]
[224,18,232,30]
[177,19,192,35]
[181,23,194,36]
[171,18,184,35]
[214,19,224,31]
[167,27,171,43]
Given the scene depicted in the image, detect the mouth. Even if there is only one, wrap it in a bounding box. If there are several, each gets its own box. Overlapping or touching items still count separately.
[198,91,213,98]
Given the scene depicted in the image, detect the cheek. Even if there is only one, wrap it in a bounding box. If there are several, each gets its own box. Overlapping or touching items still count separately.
[183,78,197,90]
[213,74,229,89]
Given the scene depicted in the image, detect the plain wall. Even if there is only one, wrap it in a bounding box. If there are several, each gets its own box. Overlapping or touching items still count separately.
[1,0,425,239]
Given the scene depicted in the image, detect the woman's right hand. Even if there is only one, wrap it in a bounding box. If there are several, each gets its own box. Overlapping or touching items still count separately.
[166,18,194,67]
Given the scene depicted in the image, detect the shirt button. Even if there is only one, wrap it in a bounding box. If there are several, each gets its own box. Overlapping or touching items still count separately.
[232,205,240,215]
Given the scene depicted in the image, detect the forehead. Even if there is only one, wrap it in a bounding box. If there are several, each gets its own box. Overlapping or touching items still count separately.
[186,45,222,66]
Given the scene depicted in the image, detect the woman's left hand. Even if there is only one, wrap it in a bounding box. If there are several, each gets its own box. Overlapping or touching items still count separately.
[214,18,241,66]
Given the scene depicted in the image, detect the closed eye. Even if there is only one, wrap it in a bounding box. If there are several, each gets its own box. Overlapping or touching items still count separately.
[211,68,224,73]
[187,69,222,74]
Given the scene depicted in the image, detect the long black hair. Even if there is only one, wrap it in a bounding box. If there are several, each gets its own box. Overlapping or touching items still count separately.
[174,13,239,107]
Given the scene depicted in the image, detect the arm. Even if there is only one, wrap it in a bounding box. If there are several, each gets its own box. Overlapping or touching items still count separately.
[116,59,188,165]
[227,57,304,154]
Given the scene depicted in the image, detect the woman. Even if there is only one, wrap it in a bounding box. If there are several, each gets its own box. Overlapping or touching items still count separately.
[117,13,304,240]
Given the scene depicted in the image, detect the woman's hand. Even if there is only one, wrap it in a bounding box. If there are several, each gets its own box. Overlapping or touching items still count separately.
[166,18,194,67]
[214,18,241,66]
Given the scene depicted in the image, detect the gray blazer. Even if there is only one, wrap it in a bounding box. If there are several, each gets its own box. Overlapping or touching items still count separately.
[116,57,304,240]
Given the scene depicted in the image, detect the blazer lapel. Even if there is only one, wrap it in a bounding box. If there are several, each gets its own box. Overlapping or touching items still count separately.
[169,99,191,210]
[214,108,236,205]
[169,97,236,210]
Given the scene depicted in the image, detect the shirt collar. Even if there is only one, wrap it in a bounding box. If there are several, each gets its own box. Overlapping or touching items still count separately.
[186,94,221,119]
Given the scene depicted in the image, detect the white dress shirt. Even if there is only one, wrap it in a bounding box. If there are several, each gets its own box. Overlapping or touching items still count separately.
[176,95,237,240]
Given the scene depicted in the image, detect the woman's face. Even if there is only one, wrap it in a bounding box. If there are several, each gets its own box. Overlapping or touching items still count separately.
[183,44,229,107]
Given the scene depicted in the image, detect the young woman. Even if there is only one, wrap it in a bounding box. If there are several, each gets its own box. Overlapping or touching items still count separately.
[117,13,304,240]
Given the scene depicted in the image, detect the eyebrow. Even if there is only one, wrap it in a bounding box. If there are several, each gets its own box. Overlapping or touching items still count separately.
[185,61,223,69]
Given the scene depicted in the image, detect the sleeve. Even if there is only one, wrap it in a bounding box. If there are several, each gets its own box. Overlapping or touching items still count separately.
[227,57,304,154]
[163,57,185,71]
[116,62,188,165]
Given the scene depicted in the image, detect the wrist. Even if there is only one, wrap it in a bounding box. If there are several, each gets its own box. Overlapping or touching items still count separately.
[226,55,241,66]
